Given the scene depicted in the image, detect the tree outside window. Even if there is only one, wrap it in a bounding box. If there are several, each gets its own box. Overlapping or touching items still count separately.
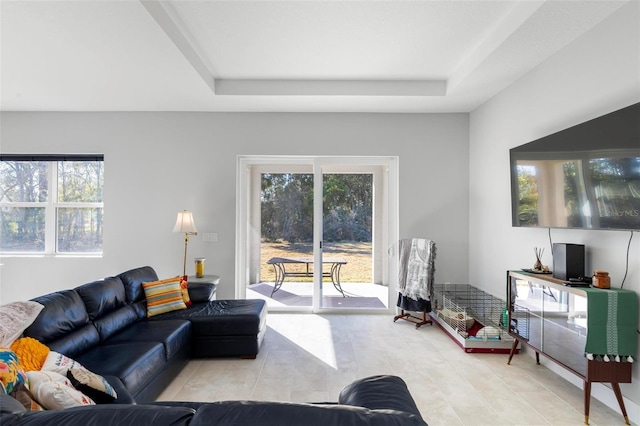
[0,156,104,254]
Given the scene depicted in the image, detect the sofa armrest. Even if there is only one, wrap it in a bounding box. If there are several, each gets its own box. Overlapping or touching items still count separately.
[338,375,423,418]
[103,375,135,404]
[188,283,217,303]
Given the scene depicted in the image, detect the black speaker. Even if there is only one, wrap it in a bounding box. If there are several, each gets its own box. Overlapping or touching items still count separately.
[552,243,585,280]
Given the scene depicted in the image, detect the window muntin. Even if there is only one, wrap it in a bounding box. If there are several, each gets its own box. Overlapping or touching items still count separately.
[0,156,104,254]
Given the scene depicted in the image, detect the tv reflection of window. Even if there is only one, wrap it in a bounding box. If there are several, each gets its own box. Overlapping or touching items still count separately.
[515,157,640,230]
[589,157,640,228]
[561,161,584,228]
[516,165,538,226]
[516,161,585,228]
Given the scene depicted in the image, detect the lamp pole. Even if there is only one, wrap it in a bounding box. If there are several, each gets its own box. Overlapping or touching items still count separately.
[173,210,198,279]
[182,231,197,278]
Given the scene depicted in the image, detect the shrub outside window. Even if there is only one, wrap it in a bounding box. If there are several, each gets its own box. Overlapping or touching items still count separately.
[0,155,104,254]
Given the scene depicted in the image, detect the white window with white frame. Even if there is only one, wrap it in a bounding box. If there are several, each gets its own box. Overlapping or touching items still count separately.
[0,155,104,255]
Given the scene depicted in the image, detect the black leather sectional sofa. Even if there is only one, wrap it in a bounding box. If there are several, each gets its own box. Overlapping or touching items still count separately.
[1,375,428,425]
[1,266,428,425]
[21,266,267,403]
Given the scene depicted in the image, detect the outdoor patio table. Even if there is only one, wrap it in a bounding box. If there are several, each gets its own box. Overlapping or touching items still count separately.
[266,256,347,297]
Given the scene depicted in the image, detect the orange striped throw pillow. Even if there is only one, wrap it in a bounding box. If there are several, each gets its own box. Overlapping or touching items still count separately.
[142,277,187,317]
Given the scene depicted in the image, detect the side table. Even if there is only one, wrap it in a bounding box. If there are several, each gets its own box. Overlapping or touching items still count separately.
[187,274,219,302]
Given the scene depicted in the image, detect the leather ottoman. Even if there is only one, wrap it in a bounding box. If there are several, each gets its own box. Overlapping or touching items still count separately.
[150,299,267,358]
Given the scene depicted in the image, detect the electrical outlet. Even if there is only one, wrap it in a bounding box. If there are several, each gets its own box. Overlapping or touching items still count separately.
[202,233,218,242]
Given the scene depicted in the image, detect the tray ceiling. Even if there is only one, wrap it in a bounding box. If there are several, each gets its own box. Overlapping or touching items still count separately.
[0,1,630,113]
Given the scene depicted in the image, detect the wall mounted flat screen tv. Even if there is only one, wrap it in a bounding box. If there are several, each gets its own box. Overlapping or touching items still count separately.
[510,102,640,231]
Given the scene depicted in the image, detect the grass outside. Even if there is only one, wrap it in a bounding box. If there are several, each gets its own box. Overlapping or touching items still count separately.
[260,241,372,283]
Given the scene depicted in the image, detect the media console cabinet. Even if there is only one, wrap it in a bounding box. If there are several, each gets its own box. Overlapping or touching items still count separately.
[505,270,634,425]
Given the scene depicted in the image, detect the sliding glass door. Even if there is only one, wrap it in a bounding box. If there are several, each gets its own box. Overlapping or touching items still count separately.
[236,156,398,313]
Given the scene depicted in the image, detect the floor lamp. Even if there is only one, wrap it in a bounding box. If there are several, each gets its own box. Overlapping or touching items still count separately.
[173,210,197,279]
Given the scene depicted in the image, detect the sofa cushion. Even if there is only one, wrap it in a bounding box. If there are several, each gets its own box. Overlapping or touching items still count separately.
[91,306,141,341]
[67,368,117,404]
[105,320,191,361]
[75,342,166,395]
[150,300,266,336]
[118,266,159,304]
[9,337,50,372]
[142,277,187,317]
[24,291,99,358]
[0,349,27,394]
[26,371,95,409]
[75,276,134,341]
[41,324,100,359]
[75,277,127,321]
[42,351,86,375]
[0,301,44,347]
[38,351,117,404]
[25,290,89,342]
[179,277,192,306]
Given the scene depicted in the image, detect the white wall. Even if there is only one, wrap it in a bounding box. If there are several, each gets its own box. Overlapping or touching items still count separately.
[0,112,469,302]
[469,2,640,419]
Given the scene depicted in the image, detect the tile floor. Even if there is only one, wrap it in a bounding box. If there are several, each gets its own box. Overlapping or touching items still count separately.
[157,313,630,426]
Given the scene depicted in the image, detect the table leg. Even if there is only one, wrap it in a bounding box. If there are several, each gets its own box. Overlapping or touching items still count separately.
[611,382,630,425]
[584,380,591,425]
[507,338,519,365]
[330,263,346,297]
[270,263,286,296]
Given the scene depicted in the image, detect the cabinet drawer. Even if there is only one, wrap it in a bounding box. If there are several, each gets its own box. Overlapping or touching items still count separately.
[586,360,632,383]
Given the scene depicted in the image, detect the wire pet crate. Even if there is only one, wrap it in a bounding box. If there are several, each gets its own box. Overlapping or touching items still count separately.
[431,284,517,353]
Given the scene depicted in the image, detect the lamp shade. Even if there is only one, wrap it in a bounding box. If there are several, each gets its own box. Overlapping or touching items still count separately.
[173,210,197,234]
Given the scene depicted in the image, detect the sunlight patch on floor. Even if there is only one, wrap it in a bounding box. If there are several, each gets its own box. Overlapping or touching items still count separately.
[268,314,338,369]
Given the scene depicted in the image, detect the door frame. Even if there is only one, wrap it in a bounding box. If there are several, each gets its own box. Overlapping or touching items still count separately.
[235,155,399,314]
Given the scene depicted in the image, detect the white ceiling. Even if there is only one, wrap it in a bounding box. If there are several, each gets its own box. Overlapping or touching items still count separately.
[0,0,630,113]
